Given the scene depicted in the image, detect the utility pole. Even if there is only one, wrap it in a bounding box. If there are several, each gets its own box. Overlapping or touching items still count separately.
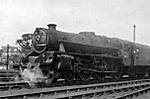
[6,44,9,70]
[130,24,136,76]
[133,24,136,65]
[133,24,136,44]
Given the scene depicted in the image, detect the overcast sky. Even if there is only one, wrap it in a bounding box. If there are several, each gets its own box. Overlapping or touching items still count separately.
[0,0,150,47]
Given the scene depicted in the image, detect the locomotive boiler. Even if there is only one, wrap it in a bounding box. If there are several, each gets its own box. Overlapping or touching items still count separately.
[21,24,150,85]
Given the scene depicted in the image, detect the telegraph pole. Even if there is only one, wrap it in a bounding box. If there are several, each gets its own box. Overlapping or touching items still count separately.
[6,44,9,70]
[130,24,136,76]
[133,24,136,45]
[133,24,136,65]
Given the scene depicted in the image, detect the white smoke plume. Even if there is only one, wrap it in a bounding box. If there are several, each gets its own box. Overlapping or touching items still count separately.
[21,63,47,86]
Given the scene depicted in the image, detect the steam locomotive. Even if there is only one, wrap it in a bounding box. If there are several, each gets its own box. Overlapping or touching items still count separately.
[21,24,150,85]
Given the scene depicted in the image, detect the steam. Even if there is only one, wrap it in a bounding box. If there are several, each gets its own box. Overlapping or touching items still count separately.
[21,63,47,86]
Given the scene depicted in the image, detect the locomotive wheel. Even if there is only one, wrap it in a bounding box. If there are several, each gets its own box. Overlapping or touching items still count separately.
[64,70,74,83]
[45,68,56,84]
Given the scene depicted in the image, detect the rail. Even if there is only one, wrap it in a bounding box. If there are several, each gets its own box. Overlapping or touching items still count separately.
[0,79,150,99]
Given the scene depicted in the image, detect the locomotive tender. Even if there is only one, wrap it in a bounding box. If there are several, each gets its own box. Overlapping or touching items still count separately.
[22,24,150,85]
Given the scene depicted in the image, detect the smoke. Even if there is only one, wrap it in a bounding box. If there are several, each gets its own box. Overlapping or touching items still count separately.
[21,64,47,86]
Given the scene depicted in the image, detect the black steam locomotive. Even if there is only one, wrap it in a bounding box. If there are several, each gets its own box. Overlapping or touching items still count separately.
[21,24,150,85]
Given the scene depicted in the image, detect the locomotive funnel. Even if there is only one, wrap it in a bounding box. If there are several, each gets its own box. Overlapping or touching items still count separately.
[47,24,57,30]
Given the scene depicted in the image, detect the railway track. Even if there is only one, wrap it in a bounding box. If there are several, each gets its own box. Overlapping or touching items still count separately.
[115,86,150,99]
[0,70,19,82]
[0,81,29,91]
[0,77,114,91]
[0,79,150,99]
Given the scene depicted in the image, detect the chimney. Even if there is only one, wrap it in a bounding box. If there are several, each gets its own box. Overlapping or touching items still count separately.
[47,24,57,30]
